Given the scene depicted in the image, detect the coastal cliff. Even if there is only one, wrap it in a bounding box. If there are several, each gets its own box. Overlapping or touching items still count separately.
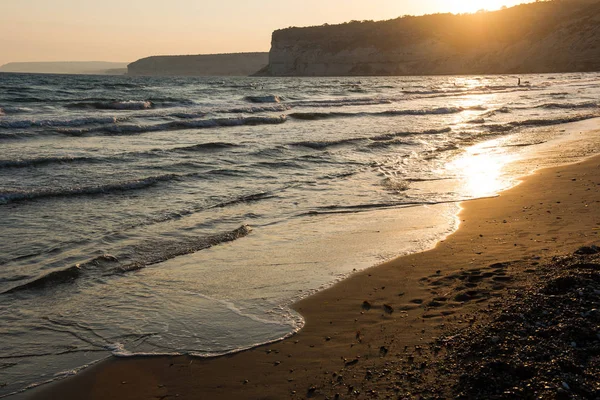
[263,0,600,76]
[127,52,268,76]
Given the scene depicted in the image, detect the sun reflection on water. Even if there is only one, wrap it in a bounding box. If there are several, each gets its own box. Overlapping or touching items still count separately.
[448,140,518,198]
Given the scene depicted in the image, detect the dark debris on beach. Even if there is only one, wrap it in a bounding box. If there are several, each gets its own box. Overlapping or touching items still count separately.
[439,248,600,400]
[313,247,600,400]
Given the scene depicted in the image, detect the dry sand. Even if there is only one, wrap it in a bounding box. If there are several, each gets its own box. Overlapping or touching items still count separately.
[26,155,600,399]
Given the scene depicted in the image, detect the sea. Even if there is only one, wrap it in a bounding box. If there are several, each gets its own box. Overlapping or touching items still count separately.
[1,72,600,397]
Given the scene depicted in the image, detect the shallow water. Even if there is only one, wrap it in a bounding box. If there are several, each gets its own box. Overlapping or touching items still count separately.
[1,72,600,396]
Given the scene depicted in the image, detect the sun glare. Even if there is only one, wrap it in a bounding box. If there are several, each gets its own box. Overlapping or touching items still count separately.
[448,141,518,198]
[448,0,511,14]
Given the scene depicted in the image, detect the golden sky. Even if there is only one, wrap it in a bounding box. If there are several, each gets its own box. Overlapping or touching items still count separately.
[0,0,534,65]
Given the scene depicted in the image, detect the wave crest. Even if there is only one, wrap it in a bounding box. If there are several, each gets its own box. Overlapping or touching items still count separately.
[245,95,282,103]
[0,174,178,204]
[66,101,153,110]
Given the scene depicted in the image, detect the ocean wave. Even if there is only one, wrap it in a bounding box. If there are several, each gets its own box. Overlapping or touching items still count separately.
[301,198,465,216]
[291,127,452,150]
[223,104,292,114]
[0,132,25,140]
[101,82,143,89]
[0,106,33,115]
[211,191,276,209]
[4,97,46,103]
[176,142,241,152]
[0,174,178,205]
[65,100,153,110]
[0,116,123,129]
[3,225,252,294]
[0,155,95,169]
[169,104,291,120]
[381,177,410,192]
[370,127,452,141]
[291,137,365,150]
[512,114,600,127]
[245,95,282,103]
[483,102,599,117]
[486,114,600,133]
[366,139,413,149]
[291,98,394,108]
[403,84,529,96]
[536,101,599,110]
[0,142,240,170]
[381,106,486,115]
[120,225,253,273]
[57,115,288,136]
[288,106,483,121]
[3,265,81,294]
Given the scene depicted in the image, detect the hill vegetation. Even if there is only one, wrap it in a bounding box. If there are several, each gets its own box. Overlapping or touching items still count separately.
[127,53,269,76]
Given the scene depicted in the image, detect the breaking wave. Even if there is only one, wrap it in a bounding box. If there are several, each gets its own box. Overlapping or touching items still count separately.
[536,101,599,110]
[245,95,282,103]
[2,225,252,295]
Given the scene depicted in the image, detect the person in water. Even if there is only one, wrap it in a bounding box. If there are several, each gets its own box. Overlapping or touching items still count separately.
[518,78,521,86]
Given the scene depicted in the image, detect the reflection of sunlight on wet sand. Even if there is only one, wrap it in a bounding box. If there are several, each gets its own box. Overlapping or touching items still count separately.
[448,140,518,198]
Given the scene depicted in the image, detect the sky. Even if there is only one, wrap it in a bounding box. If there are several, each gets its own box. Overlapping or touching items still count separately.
[0,0,534,66]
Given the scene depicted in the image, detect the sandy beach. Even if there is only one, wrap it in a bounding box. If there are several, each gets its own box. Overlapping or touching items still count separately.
[23,146,600,399]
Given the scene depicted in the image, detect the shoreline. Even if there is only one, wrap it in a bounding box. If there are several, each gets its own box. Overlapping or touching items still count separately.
[23,141,600,398]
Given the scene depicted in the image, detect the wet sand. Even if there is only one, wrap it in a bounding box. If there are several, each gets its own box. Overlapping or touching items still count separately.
[26,155,600,399]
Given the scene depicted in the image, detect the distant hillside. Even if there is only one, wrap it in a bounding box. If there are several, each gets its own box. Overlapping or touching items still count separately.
[0,62,128,75]
[127,53,269,76]
[263,0,600,76]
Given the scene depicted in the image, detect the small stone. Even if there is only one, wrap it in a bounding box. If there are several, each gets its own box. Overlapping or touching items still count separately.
[345,358,359,366]
[562,382,570,390]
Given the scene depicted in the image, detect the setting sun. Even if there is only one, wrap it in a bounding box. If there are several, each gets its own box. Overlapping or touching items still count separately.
[446,0,514,13]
